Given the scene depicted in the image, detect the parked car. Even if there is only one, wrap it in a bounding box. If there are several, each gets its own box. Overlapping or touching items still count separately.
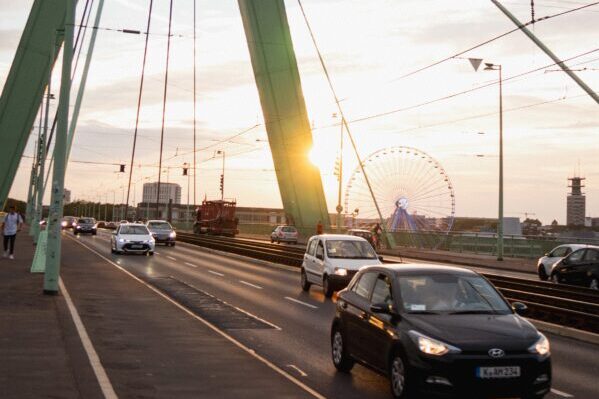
[550,247,599,290]
[146,220,176,246]
[347,228,376,248]
[536,244,595,280]
[73,217,97,235]
[301,234,382,297]
[270,225,299,244]
[96,220,106,228]
[331,264,551,399]
[61,216,78,229]
[111,223,155,255]
[106,221,117,229]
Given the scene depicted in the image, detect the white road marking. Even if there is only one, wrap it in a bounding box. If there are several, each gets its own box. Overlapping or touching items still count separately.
[239,280,263,290]
[67,239,319,396]
[287,364,308,377]
[284,296,318,309]
[208,270,225,277]
[166,255,177,261]
[154,252,160,255]
[58,278,118,399]
[184,262,198,268]
[551,388,574,398]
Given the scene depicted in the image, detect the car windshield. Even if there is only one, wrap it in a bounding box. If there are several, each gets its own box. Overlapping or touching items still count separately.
[398,274,511,315]
[78,218,94,224]
[325,240,377,259]
[120,226,149,235]
[148,222,172,230]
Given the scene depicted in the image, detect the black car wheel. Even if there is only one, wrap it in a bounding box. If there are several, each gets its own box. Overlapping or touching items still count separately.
[331,328,354,372]
[590,277,598,290]
[389,351,409,399]
[538,266,548,281]
[300,268,311,292]
[323,275,334,298]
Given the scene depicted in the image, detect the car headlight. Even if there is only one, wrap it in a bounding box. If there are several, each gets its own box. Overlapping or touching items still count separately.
[334,268,348,276]
[169,231,176,238]
[528,333,550,357]
[409,331,461,356]
[61,221,67,227]
[118,238,125,243]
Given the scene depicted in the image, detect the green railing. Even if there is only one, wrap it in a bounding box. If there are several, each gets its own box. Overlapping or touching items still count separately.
[392,231,599,259]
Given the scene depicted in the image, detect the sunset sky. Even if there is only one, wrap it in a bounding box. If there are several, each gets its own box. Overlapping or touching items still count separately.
[1,0,598,225]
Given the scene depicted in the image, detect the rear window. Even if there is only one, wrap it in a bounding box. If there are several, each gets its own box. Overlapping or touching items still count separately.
[120,226,149,235]
[282,226,297,233]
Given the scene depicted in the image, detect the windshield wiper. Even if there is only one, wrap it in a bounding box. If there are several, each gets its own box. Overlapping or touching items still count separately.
[407,310,441,315]
[449,310,498,315]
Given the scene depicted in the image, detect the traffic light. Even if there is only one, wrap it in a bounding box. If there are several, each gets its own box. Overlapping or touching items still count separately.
[183,167,188,176]
[119,164,125,173]
[219,174,224,192]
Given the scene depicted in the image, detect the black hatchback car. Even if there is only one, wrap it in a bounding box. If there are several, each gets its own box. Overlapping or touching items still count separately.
[331,264,551,399]
[550,247,599,290]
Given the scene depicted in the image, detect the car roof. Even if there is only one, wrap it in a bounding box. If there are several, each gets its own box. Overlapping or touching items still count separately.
[361,263,479,277]
[348,229,371,233]
[311,234,368,242]
[119,223,147,228]
[565,243,599,249]
[147,220,169,223]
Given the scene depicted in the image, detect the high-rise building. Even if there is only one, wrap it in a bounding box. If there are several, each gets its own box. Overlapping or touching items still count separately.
[142,182,181,205]
[567,176,585,226]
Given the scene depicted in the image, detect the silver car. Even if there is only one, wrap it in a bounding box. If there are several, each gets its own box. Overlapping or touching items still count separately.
[111,223,155,255]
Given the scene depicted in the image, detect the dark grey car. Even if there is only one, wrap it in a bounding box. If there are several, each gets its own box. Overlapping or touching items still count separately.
[146,220,176,246]
[74,217,97,235]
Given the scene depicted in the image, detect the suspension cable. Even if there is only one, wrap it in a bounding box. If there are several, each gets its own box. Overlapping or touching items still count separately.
[193,0,197,206]
[155,0,174,218]
[124,0,154,220]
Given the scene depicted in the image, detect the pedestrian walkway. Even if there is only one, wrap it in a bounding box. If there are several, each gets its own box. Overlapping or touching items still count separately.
[0,230,315,398]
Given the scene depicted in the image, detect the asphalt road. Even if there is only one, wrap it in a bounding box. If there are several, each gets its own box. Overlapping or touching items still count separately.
[75,231,598,399]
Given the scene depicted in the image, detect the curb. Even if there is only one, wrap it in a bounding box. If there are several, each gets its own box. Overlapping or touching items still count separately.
[529,319,599,346]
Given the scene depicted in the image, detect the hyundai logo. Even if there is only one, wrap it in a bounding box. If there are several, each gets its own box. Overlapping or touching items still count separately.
[488,348,505,358]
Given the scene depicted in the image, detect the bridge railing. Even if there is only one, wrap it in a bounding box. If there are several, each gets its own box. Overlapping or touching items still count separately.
[391,230,599,259]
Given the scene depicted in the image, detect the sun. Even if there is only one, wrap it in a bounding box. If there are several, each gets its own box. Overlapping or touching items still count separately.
[308,133,339,173]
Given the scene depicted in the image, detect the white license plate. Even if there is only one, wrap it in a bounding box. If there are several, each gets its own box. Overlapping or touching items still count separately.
[131,245,142,249]
[476,366,520,379]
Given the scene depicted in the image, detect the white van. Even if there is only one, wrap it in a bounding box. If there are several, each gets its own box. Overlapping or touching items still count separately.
[300,234,382,297]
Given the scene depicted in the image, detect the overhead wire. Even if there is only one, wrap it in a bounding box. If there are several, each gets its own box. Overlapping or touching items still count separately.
[193,0,197,205]
[124,0,154,220]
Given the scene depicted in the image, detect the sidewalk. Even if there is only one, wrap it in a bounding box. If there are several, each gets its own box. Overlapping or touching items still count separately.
[0,230,315,398]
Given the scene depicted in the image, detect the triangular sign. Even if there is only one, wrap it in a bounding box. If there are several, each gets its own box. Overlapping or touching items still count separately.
[469,58,483,72]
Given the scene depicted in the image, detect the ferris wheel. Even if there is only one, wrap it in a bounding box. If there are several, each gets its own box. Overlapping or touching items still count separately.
[344,146,455,248]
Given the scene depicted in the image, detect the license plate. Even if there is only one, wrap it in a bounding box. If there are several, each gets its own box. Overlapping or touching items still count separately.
[131,244,142,249]
[476,366,520,379]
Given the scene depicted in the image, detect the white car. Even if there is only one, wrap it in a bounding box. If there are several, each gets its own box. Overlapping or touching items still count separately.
[537,244,598,280]
[270,225,299,244]
[300,234,382,297]
[111,223,155,255]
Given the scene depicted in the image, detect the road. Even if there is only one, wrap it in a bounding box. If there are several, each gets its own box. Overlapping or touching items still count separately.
[73,231,598,399]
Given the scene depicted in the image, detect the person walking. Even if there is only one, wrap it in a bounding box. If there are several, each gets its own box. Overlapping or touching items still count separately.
[316,220,323,235]
[2,205,23,260]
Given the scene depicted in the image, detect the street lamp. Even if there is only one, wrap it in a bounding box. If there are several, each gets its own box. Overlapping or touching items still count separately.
[333,113,344,232]
[216,150,225,200]
[470,59,504,260]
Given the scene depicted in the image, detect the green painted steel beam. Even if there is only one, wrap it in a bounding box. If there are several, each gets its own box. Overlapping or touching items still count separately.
[238,0,330,236]
[0,0,68,209]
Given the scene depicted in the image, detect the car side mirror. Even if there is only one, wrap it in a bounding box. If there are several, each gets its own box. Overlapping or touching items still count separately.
[512,302,528,315]
[370,303,391,314]
[378,255,384,262]
[561,258,569,266]
[316,253,324,261]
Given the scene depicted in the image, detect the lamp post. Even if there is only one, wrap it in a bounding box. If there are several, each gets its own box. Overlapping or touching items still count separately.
[216,150,225,200]
[470,59,504,260]
[334,113,344,232]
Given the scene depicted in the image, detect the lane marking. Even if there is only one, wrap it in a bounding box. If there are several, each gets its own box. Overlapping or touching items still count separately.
[66,239,317,396]
[551,389,573,398]
[166,255,177,261]
[239,280,263,290]
[184,262,198,268]
[58,278,118,399]
[287,364,308,377]
[284,297,318,309]
[208,270,224,277]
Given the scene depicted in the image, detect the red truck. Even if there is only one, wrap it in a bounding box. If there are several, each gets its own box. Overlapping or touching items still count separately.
[193,199,239,237]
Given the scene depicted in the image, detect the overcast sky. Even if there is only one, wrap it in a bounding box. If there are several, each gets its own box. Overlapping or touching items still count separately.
[1,0,598,225]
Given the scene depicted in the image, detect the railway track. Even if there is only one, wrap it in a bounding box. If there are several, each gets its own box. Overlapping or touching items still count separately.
[177,232,599,333]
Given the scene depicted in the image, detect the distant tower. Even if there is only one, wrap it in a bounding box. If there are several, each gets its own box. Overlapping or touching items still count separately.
[567,176,586,226]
